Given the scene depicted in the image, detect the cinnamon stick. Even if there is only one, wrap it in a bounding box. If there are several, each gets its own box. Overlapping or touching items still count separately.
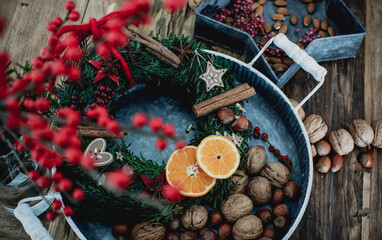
[192,83,256,118]
[78,126,128,138]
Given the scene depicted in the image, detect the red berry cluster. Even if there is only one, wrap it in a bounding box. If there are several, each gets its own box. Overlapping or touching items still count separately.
[89,85,115,109]
[253,126,293,167]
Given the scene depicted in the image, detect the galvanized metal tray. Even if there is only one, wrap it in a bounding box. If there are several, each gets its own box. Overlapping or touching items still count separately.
[194,0,366,87]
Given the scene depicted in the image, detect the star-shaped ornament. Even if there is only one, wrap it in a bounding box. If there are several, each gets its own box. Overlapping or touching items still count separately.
[216,131,243,147]
[138,172,166,199]
[115,151,124,162]
[89,57,121,85]
[199,61,227,92]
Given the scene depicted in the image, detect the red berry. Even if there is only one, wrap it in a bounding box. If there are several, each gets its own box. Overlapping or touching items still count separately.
[63,206,73,217]
[155,138,167,151]
[132,112,148,127]
[51,17,63,26]
[254,127,260,132]
[51,199,62,210]
[68,11,80,21]
[254,131,260,138]
[37,176,52,188]
[46,211,56,221]
[261,133,268,139]
[52,171,63,183]
[106,120,121,136]
[66,47,83,61]
[32,56,44,69]
[58,178,72,192]
[287,160,292,166]
[108,170,134,190]
[96,44,110,59]
[65,1,75,11]
[163,124,176,137]
[162,184,182,202]
[28,170,40,181]
[175,140,186,149]
[274,149,280,156]
[284,155,289,160]
[72,188,85,201]
[67,66,81,81]
[149,117,163,131]
[269,146,274,152]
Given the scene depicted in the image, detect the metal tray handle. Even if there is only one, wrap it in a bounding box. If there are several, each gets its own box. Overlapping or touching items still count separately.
[247,33,327,111]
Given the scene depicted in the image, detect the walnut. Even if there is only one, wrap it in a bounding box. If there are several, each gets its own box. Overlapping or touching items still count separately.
[348,119,374,147]
[329,129,354,156]
[243,146,267,174]
[260,162,290,188]
[221,194,253,222]
[188,0,204,10]
[372,120,382,148]
[289,99,306,121]
[232,215,263,240]
[229,170,249,195]
[181,204,208,231]
[304,115,328,144]
[131,222,165,240]
[247,176,272,205]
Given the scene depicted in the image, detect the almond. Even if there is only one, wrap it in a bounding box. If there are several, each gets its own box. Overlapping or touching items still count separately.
[277,7,290,15]
[321,20,328,30]
[269,32,277,38]
[262,22,272,33]
[274,0,288,7]
[278,24,288,34]
[273,203,289,216]
[256,6,264,15]
[273,21,282,30]
[269,57,282,63]
[290,14,298,25]
[258,0,267,4]
[328,26,335,36]
[283,58,294,66]
[260,37,269,45]
[225,17,234,23]
[272,63,288,72]
[313,18,320,30]
[303,15,311,26]
[301,0,313,3]
[251,2,260,9]
[272,13,285,21]
[318,30,326,38]
[307,3,315,13]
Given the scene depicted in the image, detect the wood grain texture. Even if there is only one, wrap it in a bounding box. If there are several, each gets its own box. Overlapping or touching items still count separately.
[0,0,380,239]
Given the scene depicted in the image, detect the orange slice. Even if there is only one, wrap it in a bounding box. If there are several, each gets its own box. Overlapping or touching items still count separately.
[196,135,240,179]
[166,146,216,197]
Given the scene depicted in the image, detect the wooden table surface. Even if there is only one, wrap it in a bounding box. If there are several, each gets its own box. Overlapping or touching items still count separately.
[0,0,381,239]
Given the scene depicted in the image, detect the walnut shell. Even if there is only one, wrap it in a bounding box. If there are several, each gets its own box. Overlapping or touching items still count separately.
[372,120,382,148]
[247,176,272,205]
[348,119,374,147]
[221,194,253,222]
[304,115,328,144]
[131,222,165,240]
[329,129,354,156]
[232,215,263,240]
[243,146,267,174]
[181,205,208,231]
[229,170,249,195]
[260,162,291,188]
[289,99,306,121]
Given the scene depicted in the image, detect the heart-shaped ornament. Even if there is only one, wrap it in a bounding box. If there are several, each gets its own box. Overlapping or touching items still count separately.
[84,138,113,166]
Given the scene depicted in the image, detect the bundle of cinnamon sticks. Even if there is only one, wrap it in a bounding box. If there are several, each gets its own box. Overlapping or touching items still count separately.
[78,125,128,138]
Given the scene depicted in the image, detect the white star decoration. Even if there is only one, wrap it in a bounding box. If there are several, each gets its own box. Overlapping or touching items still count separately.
[116,151,123,161]
[216,131,243,147]
[199,62,227,92]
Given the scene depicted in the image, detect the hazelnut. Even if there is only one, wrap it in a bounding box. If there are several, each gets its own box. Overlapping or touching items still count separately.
[113,224,129,236]
[272,189,285,205]
[316,157,331,173]
[229,169,249,195]
[217,108,235,124]
[231,115,249,132]
[273,203,289,216]
[360,152,375,168]
[273,216,287,229]
[166,232,179,240]
[263,227,275,239]
[221,194,253,222]
[284,182,300,199]
[331,154,343,173]
[181,205,208,231]
[201,230,218,240]
[311,144,317,158]
[260,162,291,188]
[329,129,354,156]
[232,215,263,240]
[348,119,374,147]
[180,231,197,240]
[208,211,223,228]
[289,99,306,121]
[256,208,272,224]
[131,222,165,240]
[243,146,267,174]
[304,115,328,144]
[371,120,382,148]
[316,140,331,156]
[247,176,272,205]
[218,223,232,240]
[169,217,180,231]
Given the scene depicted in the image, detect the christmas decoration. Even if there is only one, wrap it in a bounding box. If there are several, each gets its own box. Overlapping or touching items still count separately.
[89,58,120,85]
[171,41,194,62]
[83,138,113,166]
[138,172,166,199]
[216,131,243,147]
[199,62,227,92]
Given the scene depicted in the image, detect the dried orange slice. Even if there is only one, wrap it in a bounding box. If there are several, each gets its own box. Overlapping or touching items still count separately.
[166,146,216,197]
[196,135,240,179]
